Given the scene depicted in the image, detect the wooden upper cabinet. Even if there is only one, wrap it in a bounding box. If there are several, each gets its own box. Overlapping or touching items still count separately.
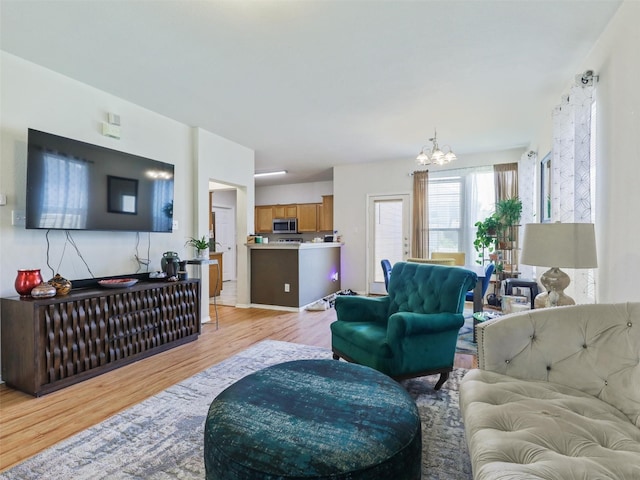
[297,204,318,232]
[255,206,273,233]
[255,197,332,233]
[319,195,334,232]
[273,204,297,219]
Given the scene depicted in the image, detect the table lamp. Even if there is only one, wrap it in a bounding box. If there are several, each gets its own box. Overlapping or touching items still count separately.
[520,222,597,308]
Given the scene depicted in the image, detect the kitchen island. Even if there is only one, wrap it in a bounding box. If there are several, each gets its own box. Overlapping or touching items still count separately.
[248,242,342,309]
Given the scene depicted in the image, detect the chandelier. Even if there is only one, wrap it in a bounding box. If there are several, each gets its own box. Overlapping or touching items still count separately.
[416,129,457,166]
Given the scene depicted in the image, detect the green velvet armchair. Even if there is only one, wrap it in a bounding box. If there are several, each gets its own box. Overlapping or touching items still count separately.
[331,262,477,390]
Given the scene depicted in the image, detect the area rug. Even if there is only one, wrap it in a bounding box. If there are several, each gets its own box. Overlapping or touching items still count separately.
[0,340,472,480]
[456,313,476,355]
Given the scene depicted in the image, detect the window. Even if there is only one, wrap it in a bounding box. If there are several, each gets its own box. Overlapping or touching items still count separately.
[428,167,495,264]
[428,176,462,252]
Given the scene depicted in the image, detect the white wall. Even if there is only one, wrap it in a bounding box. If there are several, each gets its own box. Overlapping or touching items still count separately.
[588,0,640,303]
[526,0,639,303]
[194,128,254,308]
[334,149,524,292]
[0,53,255,327]
[212,189,237,208]
[0,53,193,293]
[256,181,333,205]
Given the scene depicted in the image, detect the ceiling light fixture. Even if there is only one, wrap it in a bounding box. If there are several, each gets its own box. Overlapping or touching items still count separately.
[254,170,287,178]
[416,129,456,166]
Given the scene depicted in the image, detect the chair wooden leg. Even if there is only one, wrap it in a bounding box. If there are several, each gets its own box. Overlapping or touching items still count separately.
[434,371,449,391]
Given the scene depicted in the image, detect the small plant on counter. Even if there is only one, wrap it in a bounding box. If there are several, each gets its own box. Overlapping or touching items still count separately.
[185,236,210,258]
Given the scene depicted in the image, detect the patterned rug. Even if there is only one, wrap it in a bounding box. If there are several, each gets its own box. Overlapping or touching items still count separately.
[0,340,472,480]
[456,313,476,355]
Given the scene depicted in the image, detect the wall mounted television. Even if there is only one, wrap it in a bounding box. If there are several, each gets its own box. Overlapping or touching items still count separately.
[26,129,174,233]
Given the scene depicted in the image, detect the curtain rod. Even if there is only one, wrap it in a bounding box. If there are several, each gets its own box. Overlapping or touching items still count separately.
[409,164,494,176]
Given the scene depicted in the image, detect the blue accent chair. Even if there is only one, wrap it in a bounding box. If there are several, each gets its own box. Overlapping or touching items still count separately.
[381,259,392,292]
[466,262,495,303]
[331,262,477,390]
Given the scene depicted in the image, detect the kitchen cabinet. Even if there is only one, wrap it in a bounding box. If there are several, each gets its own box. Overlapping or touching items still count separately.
[319,195,334,232]
[297,204,318,232]
[273,204,297,219]
[255,206,273,233]
[255,196,333,233]
[209,252,223,297]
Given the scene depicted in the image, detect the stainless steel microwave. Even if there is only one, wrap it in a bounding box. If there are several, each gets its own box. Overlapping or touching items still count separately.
[273,218,297,233]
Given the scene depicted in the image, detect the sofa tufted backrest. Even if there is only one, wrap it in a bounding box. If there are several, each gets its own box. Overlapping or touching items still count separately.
[477,302,640,426]
[387,262,477,316]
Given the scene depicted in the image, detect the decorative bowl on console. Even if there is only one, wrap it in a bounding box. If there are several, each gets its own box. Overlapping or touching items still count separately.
[98,278,139,288]
[15,269,43,297]
[49,273,72,295]
[30,282,57,298]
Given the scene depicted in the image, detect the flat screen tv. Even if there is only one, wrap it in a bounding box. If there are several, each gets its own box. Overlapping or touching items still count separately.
[26,129,174,232]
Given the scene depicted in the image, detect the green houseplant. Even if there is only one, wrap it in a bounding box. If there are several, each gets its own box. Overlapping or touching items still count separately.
[185,236,210,258]
[496,197,522,229]
[473,214,501,264]
[495,197,522,248]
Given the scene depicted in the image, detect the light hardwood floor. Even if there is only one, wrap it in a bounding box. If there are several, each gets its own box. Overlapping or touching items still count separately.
[0,304,476,472]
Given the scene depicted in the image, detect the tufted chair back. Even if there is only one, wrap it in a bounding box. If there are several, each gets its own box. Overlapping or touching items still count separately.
[387,262,476,316]
[477,302,640,426]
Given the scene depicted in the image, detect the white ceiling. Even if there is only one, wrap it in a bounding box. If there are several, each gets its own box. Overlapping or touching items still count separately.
[1,0,622,186]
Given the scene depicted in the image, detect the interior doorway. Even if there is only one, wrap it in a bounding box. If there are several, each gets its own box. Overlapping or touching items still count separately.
[367,194,410,295]
[212,205,236,281]
[209,184,238,291]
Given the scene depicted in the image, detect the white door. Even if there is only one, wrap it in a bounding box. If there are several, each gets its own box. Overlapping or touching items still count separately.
[367,194,410,295]
[212,206,236,281]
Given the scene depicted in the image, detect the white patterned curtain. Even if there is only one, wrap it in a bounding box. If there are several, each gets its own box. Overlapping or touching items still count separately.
[551,84,596,303]
[518,151,536,281]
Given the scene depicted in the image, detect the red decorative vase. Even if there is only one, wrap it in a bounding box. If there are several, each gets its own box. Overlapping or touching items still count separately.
[15,269,43,297]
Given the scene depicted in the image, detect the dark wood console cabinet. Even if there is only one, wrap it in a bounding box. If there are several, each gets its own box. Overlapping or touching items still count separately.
[1,279,200,396]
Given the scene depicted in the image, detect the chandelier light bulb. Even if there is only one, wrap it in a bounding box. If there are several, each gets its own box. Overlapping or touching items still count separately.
[444,151,457,163]
[416,150,431,165]
[431,149,445,164]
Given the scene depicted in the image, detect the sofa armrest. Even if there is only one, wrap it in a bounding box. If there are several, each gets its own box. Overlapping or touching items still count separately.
[335,295,390,324]
[476,311,538,375]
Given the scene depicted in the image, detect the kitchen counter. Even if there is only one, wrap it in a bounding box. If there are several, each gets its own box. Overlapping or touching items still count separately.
[247,242,343,249]
[249,242,342,309]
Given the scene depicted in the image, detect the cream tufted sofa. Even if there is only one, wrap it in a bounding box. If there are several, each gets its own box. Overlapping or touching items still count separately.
[460,302,640,479]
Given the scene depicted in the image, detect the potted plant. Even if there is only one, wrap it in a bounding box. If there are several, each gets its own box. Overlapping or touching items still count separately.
[185,236,210,258]
[495,197,522,249]
[496,197,522,228]
[473,214,501,264]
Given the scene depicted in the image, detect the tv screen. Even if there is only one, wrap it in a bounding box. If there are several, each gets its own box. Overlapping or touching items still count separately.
[26,129,174,233]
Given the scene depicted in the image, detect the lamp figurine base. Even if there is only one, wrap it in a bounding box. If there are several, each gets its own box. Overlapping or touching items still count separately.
[534,290,576,309]
[534,267,575,308]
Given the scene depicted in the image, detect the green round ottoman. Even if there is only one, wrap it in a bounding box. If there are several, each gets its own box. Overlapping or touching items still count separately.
[204,359,421,480]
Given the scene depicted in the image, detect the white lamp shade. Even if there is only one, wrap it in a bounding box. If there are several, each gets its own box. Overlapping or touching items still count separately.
[521,222,597,269]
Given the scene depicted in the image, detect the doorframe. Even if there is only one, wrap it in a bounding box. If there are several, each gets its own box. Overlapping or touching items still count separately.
[366,193,411,295]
